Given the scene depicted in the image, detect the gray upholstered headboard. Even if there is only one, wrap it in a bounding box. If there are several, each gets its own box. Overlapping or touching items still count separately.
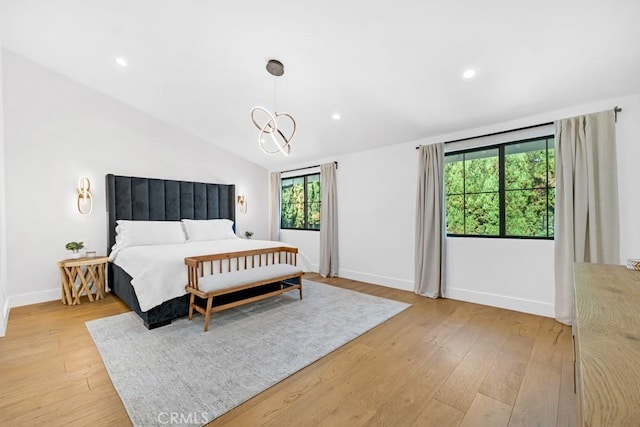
[106,174,236,254]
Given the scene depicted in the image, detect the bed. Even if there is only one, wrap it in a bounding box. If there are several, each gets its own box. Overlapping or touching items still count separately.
[106,174,299,329]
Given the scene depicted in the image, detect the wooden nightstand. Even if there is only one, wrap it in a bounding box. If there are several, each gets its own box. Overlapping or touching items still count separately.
[58,256,108,305]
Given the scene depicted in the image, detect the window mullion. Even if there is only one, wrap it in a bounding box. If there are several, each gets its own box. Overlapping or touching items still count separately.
[463,154,466,234]
[546,137,550,238]
[303,175,309,229]
[499,146,506,237]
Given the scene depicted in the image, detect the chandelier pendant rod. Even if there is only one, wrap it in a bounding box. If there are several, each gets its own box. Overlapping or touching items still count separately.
[273,76,277,114]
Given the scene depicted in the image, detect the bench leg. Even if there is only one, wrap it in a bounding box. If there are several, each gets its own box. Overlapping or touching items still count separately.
[203,296,214,332]
[188,293,195,320]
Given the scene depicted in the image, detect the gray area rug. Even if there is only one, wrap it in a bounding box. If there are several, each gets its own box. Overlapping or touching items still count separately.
[86,280,410,426]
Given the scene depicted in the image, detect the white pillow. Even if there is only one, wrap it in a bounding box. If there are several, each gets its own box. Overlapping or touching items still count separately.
[113,220,186,250]
[182,219,237,242]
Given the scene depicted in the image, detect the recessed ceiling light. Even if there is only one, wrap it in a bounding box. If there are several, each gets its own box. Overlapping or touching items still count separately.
[463,69,476,79]
[332,113,341,120]
[115,57,128,67]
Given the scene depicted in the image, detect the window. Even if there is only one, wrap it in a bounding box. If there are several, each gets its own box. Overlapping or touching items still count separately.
[281,173,321,230]
[445,136,555,238]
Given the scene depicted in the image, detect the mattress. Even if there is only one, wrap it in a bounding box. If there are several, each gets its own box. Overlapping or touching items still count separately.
[111,239,304,311]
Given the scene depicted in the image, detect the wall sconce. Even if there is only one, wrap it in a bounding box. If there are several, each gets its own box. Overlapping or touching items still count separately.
[237,189,247,214]
[77,176,93,215]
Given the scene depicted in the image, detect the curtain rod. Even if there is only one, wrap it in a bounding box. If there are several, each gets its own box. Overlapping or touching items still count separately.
[280,161,338,174]
[415,106,622,149]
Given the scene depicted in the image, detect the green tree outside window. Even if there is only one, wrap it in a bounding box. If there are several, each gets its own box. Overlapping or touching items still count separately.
[281,173,321,230]
[444,136,555,238]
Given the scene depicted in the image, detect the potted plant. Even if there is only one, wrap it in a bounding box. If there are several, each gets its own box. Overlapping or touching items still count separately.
[65,241,85,258]
[244,231,254,239]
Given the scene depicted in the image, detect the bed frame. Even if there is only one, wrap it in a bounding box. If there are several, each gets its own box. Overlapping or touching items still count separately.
[106,174,236,329]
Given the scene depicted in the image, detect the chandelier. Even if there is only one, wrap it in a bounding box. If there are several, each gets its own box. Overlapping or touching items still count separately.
[250,59,296,156]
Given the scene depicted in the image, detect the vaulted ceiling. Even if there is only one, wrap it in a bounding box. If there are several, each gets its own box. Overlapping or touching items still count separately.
[2,0,639,169]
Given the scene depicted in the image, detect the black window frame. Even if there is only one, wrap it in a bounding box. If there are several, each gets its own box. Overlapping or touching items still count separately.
[445,135,555,240]
[280,172,321,231]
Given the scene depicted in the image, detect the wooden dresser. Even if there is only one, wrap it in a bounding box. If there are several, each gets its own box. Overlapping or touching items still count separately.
[573,263,640,426]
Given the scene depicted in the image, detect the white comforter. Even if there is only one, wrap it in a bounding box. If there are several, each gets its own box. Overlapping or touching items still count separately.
[110,239,305,311]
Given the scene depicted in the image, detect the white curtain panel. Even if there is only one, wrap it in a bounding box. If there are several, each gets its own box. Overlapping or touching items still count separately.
[414,143,446,298]
[319,162,339,277]
[554,110,620,325]
[269,172,281,241]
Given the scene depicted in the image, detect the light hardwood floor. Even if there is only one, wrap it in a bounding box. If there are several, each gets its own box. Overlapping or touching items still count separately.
[0,274,576,426]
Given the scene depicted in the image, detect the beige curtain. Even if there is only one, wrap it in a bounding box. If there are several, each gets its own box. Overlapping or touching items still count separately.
[319,163,338,277]
[415,143,446,298]
[554,110,619,325]
[269,172,281,241]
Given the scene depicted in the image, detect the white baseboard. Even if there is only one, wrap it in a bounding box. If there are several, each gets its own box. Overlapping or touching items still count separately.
[445,287,554,318]
[323,269,554,318]
[7,287,60,309]
[307,263,319,273]
[338,269,413,292]
[0,299,8,337]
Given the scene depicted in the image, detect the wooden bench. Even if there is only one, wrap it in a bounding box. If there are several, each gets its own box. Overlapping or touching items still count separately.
[184,246,303,331]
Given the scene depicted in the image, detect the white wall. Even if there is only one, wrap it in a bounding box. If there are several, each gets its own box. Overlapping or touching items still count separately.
[2,50,269,309]
[614,96,640,262]
[336,144,417,289]
[285,92,640,318]
[0,43,8,336]
[280,230,320,272]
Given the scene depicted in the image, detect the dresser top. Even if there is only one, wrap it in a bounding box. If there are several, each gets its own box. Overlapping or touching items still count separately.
[574,263,640,426]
